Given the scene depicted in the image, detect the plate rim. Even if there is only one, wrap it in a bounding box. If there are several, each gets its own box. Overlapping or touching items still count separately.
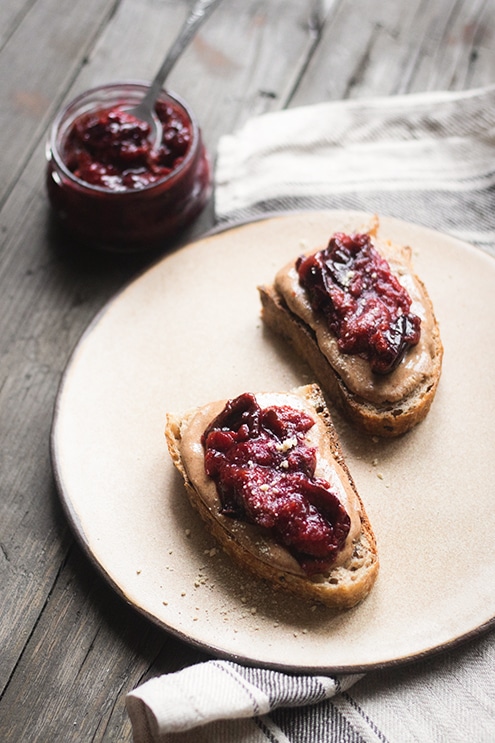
[50,208,495,674]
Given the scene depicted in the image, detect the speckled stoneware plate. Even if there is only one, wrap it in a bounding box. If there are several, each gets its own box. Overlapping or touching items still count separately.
[51,210,495,672]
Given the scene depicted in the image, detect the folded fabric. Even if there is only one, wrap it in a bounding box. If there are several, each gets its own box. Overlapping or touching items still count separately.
[127,86,495,743]
[126,660,361,742]
[215,84,495,256]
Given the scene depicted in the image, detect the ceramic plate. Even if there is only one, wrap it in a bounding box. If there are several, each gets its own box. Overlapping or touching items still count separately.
[51,210,495,672]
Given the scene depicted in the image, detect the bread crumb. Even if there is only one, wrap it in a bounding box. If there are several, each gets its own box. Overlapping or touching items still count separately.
[372,458,378,467]
[185,529,191,537]
[181,591,186,597]
[377,472,384,480]
[136,569,141,575]
[162,601,168,606]
[240,596,247,603]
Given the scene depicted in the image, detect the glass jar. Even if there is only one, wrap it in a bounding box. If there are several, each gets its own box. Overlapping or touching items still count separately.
[46,82,211,252]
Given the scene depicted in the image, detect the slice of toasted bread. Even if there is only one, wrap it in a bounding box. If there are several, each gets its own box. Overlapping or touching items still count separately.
[165,384,378,610]
[258,229,443,437]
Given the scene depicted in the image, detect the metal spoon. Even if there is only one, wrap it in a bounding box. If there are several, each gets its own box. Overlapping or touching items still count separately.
[127,0,223,145]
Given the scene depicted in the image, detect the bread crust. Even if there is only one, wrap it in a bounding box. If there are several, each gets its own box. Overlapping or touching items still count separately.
[165,384,379,610]
[258,247,443,438]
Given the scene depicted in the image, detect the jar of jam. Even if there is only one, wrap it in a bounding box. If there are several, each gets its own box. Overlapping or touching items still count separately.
[46,82,211,252]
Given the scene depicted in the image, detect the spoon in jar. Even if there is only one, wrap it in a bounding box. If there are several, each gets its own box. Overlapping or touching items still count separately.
[127,0,223,146]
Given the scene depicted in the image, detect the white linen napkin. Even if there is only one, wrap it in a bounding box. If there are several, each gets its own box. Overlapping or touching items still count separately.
[215,84,495,256]
[126,85,495,743]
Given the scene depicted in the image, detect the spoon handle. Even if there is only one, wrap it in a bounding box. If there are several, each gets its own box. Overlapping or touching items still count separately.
[140,0,223,111]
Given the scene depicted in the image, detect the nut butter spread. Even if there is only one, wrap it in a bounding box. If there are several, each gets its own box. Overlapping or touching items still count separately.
[178,391,362,578]
[275,236,437,405]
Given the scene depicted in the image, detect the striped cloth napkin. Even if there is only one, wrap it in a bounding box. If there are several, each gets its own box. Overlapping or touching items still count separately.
[215,84,495,256]
[126,85,495,743]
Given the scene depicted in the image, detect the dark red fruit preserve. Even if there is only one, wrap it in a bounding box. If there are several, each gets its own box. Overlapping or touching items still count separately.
[46,83,211,252]
[297,232,421,374]
[202,393,350,575]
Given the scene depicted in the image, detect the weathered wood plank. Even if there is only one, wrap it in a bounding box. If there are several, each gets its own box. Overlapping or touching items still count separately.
[0,541,208,741]
[406,0,495,91]
[173,0,326,142]
[0,0,118,205]
[0,0,36,48]
[289,0,495,105]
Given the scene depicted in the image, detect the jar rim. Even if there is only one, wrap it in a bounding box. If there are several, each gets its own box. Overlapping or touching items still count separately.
[47,81,201,195]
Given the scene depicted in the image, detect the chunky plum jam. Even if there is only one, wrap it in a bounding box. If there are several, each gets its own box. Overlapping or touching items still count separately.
[46,83,211,251]
[63,101,192,191]
[297,232,421,374]
[202,393,350,575]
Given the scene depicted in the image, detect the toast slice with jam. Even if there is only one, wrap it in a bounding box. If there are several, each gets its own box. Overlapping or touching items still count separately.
[165,384,378,609]
[258,223,443,437]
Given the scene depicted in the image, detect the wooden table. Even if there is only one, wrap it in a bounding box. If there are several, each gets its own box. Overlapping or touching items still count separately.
[1,0,494,739]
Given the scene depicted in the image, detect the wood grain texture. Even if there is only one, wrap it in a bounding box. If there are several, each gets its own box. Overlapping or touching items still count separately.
[0,0,118,205]
[0,0,494,739]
